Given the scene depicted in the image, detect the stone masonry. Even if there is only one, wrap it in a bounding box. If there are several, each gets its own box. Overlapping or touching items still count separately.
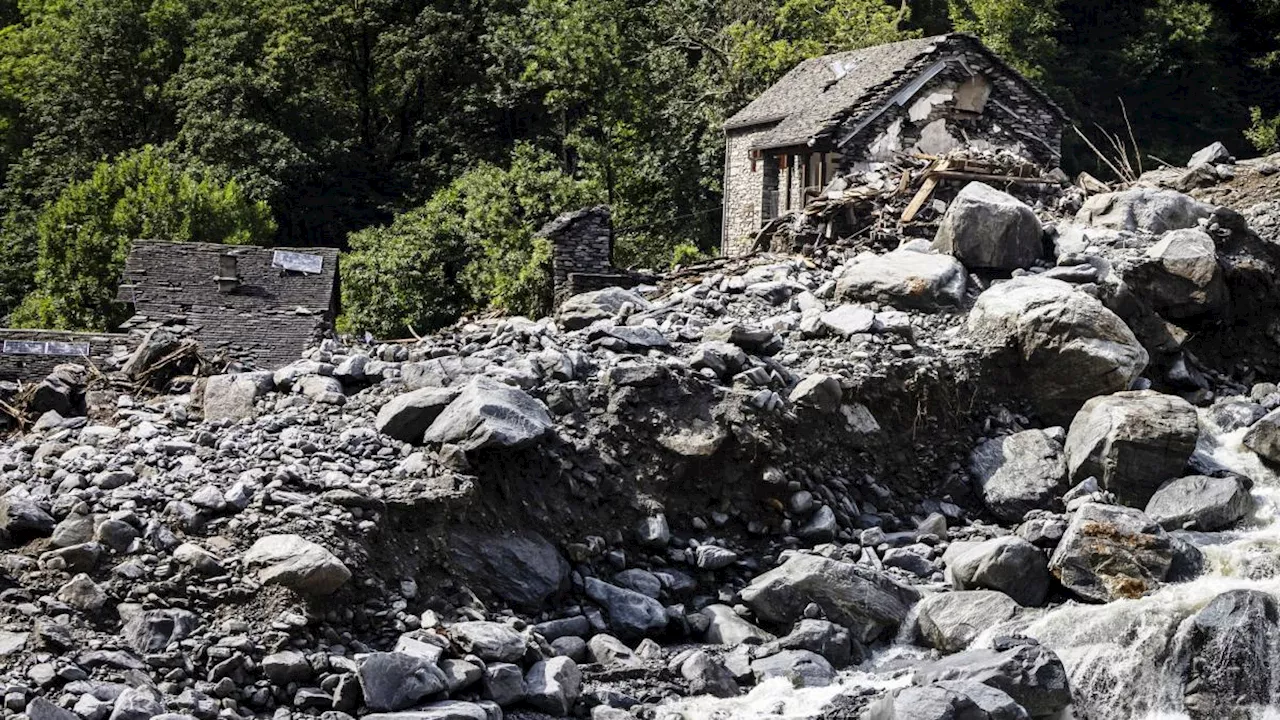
[541,206,635,304]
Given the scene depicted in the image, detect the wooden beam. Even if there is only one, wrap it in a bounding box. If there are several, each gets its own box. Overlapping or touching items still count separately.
[926,170,1060,185]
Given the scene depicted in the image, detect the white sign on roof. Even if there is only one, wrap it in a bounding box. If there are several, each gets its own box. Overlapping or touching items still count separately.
[271,250,324,274]
[3,340,90,357]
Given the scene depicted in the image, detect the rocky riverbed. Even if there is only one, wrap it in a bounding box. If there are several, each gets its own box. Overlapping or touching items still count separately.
[4,152,1280,720]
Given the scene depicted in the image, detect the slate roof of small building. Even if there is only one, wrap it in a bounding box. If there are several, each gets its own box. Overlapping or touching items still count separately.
[118,241,340,369]
[724,33,1066,151]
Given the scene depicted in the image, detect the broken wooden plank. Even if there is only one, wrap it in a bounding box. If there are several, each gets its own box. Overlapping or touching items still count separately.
[900,159,951,223]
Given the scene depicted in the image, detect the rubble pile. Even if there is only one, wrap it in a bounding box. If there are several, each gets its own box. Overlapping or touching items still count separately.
[1,145,1280,720]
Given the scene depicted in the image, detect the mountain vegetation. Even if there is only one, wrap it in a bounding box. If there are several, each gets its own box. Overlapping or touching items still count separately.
[0,0,1276,334]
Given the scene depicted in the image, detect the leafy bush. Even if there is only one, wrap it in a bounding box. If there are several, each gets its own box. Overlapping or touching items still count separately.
[341,144,601,337]
[11,146,275,330]
[671,242,707,268]
[1246,106,1280,154]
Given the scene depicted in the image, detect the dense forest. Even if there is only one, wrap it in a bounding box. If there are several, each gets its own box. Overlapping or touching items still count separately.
[0,0,1278,337]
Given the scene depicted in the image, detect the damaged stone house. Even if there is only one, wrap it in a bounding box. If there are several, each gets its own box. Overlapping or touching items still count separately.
[0,242,340,382]
[721,33,1068,254]
[117,241,340,371]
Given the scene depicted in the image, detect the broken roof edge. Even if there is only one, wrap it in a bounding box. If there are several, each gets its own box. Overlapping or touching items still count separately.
[722,33,1069,151]
[815,35,1070,153]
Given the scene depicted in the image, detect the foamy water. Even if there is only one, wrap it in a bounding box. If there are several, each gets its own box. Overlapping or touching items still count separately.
[664,413,1280,720]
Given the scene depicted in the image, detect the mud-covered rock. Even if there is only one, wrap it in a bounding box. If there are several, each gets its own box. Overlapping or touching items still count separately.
[1048,503,1173,602]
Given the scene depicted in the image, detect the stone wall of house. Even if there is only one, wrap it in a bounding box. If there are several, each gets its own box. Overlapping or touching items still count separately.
[541,206,635,303]
[722,126,774,256]
[0,329,137,382]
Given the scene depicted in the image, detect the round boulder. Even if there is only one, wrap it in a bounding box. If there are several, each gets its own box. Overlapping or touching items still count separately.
[948,537,1051,607]
[969,428,1070,523]
[932,181,1044,270]
[1145,474,1253,531]
[1064,390,1199,508]
[968,277,1148,422]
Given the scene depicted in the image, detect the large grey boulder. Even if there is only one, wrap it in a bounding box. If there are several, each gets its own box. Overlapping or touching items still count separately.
[424,376,553,451]
[366,702,494,717]
[739,553,920,643]
[203,374,260,422]
[1145,474,1253,531]
[447,530,568,610]
[835,249,968,311]
[358,652,448,712]
[1076,188,1213,234]
[1243,407,1280,463]
[584,578,668,639]
[1178,590,1280,718]
[914,638,1071,718]
[1128,228,1228,321]
[679,650,740,698]
[243,534,351,595]
[768,619,857,668]
[376,387,462,443]
[933,182,1044,270]
[915,591,1021,653]
[447,621,526,663]
[969,429,1070,523]
[1188,142,1232,167]
[1048,503,1173,602]
[524,657,581,715]
[363,702,491,720]
[968,277,1148,420]
[122,608,199,654]
[948,537,1051,607]
[1064,391,1199,508]
[0,496,55,539]
[557,288,651,330]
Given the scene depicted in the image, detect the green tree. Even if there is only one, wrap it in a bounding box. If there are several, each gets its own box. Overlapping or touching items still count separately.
[947,0,1061,80]
[726,0,917,94]
[341,144,600,337]
[12,145,274,330]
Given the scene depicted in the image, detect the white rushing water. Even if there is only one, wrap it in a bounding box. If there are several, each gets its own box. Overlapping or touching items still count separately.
[666,413,1280,720]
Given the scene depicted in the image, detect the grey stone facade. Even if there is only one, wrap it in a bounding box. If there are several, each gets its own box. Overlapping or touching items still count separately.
[721,33,1067,256]
[0,329,137,382]
[118,241,340,370]
[540,206,635,303]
